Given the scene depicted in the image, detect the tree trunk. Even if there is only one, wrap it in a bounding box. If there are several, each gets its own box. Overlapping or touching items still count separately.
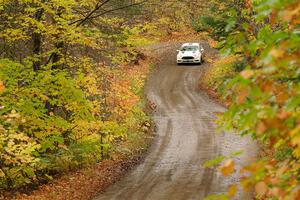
[51,41,65,70]
[32,7,44,71]
[51,7,66,70]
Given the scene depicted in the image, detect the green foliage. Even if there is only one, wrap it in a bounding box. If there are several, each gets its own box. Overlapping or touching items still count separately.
[203,156,225,168]
[204,193,229,200]
[192,0,242,40]
[202,0,300,199]
[0,0,153,190]
[0,114,41,189]
[197,16,229,39]
[203,151,243,168]
[232,59,247,72]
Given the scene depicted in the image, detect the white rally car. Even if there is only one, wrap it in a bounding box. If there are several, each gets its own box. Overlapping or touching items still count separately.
[177,43,204,64]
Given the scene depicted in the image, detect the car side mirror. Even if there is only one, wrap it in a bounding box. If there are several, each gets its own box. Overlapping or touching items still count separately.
[200,48,204,52]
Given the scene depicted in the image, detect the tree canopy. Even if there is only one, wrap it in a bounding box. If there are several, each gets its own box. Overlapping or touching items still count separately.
[1,0,299,199]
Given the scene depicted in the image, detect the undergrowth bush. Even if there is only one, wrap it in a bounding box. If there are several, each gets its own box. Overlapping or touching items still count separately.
[202,56,237,90]
[0,0,153,190]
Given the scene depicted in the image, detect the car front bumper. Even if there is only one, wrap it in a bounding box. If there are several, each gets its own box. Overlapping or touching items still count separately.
[177,58,201,64]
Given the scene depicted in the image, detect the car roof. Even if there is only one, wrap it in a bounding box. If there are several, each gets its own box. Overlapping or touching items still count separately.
[181,43,200,47]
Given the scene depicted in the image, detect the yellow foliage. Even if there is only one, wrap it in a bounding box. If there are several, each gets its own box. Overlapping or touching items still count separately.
[201,55,237,89]
[227,184,237,197]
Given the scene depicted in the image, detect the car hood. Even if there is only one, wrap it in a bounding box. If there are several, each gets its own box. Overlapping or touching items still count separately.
[178,51,201,57]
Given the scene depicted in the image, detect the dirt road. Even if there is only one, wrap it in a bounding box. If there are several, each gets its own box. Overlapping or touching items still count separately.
[93,42,257,200]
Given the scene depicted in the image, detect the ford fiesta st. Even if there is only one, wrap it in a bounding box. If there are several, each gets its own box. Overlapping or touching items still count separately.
[177,43,204,64]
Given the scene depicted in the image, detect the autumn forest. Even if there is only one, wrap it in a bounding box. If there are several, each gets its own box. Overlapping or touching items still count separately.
[0,0,299,200]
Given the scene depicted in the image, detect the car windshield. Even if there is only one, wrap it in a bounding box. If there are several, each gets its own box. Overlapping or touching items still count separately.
[180,45,199,51]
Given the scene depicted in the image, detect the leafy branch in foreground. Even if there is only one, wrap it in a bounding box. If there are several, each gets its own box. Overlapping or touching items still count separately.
[198,0,300,199]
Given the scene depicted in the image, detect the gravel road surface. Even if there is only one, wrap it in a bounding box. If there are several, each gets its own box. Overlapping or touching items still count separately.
[93,42,257,200]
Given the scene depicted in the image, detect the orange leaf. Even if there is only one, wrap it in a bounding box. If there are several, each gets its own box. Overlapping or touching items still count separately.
[261,80,273,93]
[0,81,4,92]
[291,187,300,200]
[269,187,285,198]
[255,181,268,197]
[208,39,218,48]
[277,110,291,120]
[256,121,267,136]
[241,177,252,192]
[236,89,248,105]
[269,177,280,185]
[228,184,237,197]
[269,136,278,148]
[276,92,289,104]
[240,70,254,79]
[219,159,235,176]
[270,49,285,58]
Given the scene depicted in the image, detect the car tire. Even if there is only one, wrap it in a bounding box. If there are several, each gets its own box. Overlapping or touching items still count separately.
[200,57,204,64]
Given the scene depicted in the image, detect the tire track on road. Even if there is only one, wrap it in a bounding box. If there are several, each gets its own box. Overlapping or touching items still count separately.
[93,42,256,200]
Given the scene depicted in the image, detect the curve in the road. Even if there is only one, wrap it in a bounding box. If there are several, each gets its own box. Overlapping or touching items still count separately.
[93,42,257,200]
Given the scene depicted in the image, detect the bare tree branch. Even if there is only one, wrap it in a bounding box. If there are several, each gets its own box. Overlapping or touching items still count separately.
[70,0,148,27]
[69,0,111,26]
[89,0,148,20]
